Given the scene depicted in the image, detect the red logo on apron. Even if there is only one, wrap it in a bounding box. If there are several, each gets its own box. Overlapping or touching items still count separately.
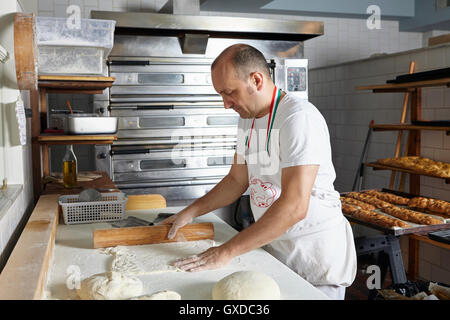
[249,176,277,208]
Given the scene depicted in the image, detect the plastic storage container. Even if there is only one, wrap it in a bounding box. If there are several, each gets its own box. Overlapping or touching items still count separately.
[67,114,118,134]
[58,192,128,224]
[35,16,116,75]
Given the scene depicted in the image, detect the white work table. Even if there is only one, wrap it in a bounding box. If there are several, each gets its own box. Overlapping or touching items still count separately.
[44,206,329,300]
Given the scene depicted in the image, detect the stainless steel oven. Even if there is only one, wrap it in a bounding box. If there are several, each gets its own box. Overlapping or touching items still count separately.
[92,11,322,201]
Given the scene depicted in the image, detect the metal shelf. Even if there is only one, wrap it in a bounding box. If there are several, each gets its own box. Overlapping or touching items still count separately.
[365,162,450,184]
[355,77,450,93]
[370,123,450,135]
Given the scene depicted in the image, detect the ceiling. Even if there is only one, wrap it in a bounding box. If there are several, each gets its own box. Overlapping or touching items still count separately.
[199,0,450,32]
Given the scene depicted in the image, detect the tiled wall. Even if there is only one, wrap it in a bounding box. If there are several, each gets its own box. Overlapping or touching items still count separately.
[200,11,424,69]
[0,1,35,270]
[309,44,450,284]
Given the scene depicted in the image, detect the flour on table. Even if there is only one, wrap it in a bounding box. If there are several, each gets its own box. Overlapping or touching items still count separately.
[101,239,216,276]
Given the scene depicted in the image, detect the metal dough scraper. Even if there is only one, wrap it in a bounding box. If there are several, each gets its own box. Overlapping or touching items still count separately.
[110,213,175,228]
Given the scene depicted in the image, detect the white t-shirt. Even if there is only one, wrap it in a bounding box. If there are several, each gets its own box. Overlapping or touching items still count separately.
[237,93,342,228]
[236,93,357,287]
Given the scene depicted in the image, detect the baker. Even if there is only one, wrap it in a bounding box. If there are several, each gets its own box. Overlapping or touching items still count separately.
[161,44,357,300]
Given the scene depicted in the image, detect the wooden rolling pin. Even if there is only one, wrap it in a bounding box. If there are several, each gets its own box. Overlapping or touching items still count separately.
[93,222,214,249]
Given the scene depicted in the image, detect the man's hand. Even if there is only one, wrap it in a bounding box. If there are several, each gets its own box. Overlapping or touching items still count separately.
[172,245,233,272]
[159,211,194,240]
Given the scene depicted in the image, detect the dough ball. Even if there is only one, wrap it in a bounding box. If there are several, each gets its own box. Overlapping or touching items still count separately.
[130,290,181,300]
[212,271,280,300]
[77,271,143,300]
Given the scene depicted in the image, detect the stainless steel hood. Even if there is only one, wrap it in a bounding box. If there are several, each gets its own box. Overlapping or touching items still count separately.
[90,11,323,42]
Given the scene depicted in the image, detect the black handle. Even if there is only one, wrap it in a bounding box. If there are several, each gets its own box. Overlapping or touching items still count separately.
[137,105,174,110]
[111,149,150,155]
[109,60,150,66]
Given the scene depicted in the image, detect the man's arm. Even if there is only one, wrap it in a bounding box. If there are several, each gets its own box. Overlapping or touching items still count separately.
[161,153,249,238]
[173,164,319,271]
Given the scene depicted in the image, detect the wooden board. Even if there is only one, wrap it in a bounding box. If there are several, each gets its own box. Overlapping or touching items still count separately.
[93,222,215,248]
[42,171,118,195]
[0,194,59,300]
[38,75,115,82]
[365,162,450,183]
[428,34,450,47]
[14,13,37,90]
[370,123,450,134]
[37,134,117,144]
[126,194,167,211]
[355,77,450,92]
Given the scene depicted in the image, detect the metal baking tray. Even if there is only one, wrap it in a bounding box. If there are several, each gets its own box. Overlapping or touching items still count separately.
[341,188,450,236]
[67,114,118,135]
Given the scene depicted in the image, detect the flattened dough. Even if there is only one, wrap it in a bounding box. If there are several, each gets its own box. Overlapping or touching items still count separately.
[130,290,181,300]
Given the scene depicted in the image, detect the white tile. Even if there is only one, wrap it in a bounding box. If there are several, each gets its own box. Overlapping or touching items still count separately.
[410,51,428,72]
[39,0,54,11]
[422,131,444,149]
[444,135,450,150]
[418,259,432,280]
[69,0,84,7]
[112,0,127,9]
[420,242,441,265]
[432,187,450,202]
[427,48,447,70]
[434,148,450,162]
[54,4,68,17]
[98,0,113,10]
[38,10,54,17]
[430,264,450,284]
[84,0,99,6]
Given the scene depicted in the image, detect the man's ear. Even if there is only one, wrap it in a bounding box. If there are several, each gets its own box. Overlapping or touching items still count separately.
[250,72,264,91]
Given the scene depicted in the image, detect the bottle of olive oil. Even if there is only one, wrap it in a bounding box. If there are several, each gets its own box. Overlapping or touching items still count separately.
[63,144,77,188]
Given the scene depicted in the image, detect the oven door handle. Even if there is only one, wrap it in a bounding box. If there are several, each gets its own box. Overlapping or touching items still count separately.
[111,149,150,155]
[109,105,175,110]
[109,60,150,66]
[137,105,174,110]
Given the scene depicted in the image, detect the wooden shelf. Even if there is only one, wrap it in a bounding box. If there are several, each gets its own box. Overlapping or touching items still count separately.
[38,75,115,94]
[37,134,117,145]
[42,171,118,195]
[370,123,450,135]
[365,162,450,184]
[355,77,450,93]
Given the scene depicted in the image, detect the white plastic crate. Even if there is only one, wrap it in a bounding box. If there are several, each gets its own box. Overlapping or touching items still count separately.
[58,192,128,225]
[35,16,116,75]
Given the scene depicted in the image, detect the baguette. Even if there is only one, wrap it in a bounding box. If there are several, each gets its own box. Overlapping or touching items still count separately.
[340,196,376,211]
[342,204,410,229]
[364,190,410,205]
[408,197,450,217]
[380,206,442,225]
[346,192,393,209]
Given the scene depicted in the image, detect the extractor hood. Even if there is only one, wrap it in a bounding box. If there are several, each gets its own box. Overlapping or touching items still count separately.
[91,11,323,42]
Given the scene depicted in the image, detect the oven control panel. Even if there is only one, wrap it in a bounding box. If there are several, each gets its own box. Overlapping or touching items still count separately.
[284,59,308,99]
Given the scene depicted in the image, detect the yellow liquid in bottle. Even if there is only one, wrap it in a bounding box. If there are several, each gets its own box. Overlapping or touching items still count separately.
[63,160,77,188]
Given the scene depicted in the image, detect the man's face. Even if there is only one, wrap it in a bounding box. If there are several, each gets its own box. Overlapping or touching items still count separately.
[211,60,257,119]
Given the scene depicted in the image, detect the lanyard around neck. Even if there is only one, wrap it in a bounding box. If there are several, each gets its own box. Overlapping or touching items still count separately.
[245,86,282,152]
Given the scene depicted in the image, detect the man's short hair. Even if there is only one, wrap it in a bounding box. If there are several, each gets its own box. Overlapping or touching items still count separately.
[212,44,271,80]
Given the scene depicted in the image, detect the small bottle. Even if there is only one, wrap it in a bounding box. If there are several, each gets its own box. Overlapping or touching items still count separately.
[63,144,77,188]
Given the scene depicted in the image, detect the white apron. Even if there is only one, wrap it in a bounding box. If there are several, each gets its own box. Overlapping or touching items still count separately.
[241,90,357,287]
